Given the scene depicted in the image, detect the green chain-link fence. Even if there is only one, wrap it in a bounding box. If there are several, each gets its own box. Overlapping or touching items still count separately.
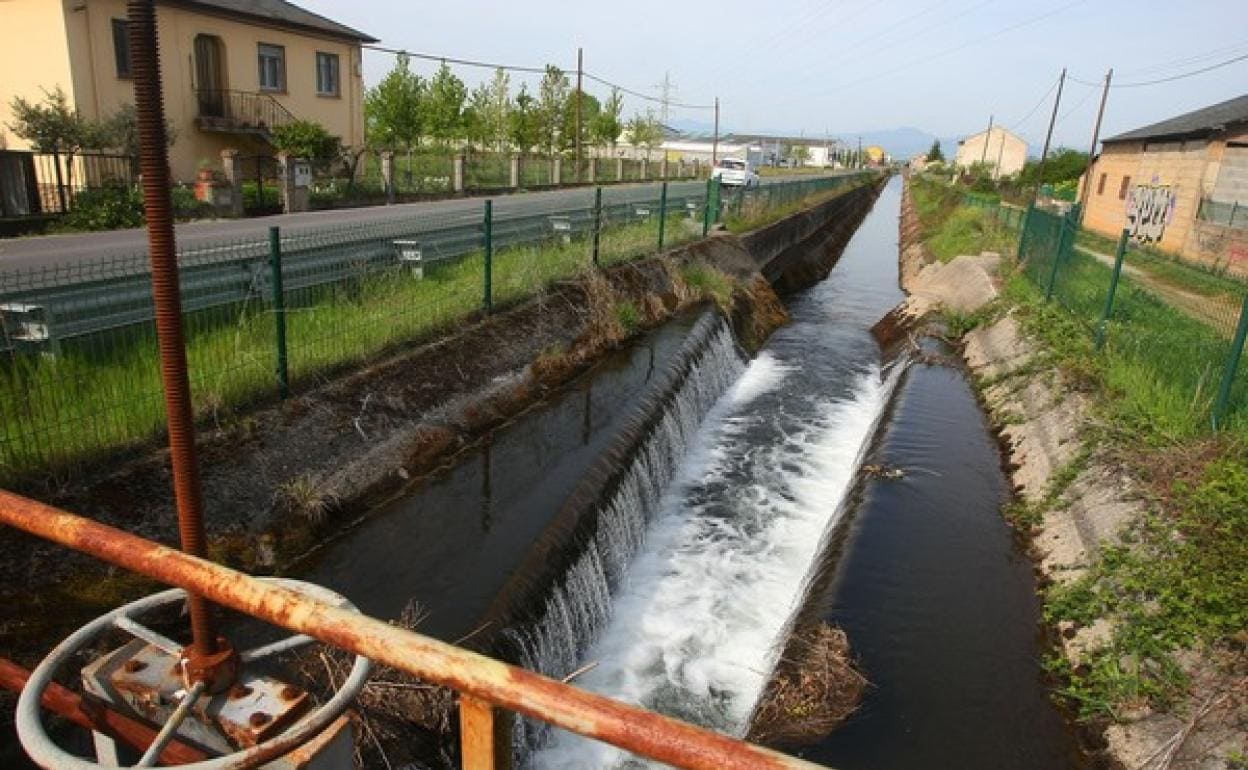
[0,173,875,481]
[1007,200,1248,433]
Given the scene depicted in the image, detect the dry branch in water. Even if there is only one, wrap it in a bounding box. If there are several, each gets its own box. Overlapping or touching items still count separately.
[748,622,868,745]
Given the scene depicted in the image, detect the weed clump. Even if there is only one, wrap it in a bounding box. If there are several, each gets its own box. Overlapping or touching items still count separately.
[748,623,868,744]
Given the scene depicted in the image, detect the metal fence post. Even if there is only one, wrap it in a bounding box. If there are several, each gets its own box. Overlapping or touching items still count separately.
[1017,201,1036,260]
[1213,292,1248,430]
[657,181,668,251]
[592,186,603,267]
[702,176,714,237]
[268,226,289,399]
[1045,213,1073,301]
[1094,229,1130,350]
[483,199,493,314]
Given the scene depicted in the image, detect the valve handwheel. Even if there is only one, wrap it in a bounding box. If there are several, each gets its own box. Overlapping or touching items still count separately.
[16,579,371,769]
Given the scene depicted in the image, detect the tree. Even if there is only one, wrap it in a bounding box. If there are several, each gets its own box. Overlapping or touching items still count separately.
[508,84,540,154]
[790,144,811,166]
[626,111,663,159]
[925,140,944,163]
[8,87,108,197]
[483,68,511,152]
[1017,148,1088,186]
[364,53,425,152]
[98,104,177,159]
[591,88,624,149]
[462,82,492,149]
[536,65,569,155]
[423,61,467,147]
[560,89,600,153]
[270,119,340,162]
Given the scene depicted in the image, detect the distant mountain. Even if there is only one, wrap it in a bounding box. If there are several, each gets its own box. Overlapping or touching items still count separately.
[835,127,950,160]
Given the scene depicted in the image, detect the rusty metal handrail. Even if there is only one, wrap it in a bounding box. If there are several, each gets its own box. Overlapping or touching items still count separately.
[0,489,830,770]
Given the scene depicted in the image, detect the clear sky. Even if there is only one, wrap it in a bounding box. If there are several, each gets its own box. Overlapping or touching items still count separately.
[298,0,1248,153]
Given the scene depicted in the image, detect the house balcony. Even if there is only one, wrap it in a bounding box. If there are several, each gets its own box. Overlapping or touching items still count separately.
[194,90,295,139]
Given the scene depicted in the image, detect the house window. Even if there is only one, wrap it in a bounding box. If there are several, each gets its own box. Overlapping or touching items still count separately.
[1097,172,1107,195]
[1118,175,1131,200]
[316,52,340,96]
[258,44,285,91]
[111,19,131,78]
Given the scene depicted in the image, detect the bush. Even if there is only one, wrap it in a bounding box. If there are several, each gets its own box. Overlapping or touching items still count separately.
[55,185,144,231]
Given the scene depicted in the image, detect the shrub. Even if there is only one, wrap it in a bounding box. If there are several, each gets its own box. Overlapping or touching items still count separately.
[55,185,144,232]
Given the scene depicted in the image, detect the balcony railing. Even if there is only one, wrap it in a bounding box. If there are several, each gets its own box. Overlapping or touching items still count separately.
[195,89,296,136]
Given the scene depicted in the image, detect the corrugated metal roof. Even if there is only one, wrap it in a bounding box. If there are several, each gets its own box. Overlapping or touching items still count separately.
[175,0,378,42]
[1102,93,1248,144]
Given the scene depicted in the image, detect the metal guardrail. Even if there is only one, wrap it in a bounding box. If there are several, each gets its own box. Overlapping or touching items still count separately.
[0,176,868,347]
[0,489,832,770]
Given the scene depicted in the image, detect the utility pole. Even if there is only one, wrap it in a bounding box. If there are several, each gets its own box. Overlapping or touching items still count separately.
[655,71,675,125]
[1078,68,1113,213]
[712,97,720,165]
[575,47,583,183]
[1035,67,1066,199]
[994,126,1007,180]
[858,136,863,168]
[978,114,994,167]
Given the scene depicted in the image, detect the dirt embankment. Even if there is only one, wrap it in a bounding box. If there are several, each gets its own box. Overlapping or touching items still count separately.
[890,176,1245,770]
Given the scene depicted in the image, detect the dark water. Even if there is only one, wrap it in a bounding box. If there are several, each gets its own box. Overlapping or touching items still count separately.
[295,313,699,642]
[784,360,1085,769]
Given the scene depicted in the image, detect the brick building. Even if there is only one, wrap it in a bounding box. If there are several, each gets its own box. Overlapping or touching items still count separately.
[1081,94,1248,274]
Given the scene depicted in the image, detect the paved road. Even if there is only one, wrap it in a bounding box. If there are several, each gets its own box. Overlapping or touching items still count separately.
[0,175,833,274]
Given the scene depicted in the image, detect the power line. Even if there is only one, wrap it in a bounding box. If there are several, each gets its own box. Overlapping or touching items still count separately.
[362,44,716,111]
[1114,38,1248,77]
[583,72,714,110]
[1068,51,1248,88]
[1009,76,1060,130]
[361,44,560,75]
[796,0,1088,101]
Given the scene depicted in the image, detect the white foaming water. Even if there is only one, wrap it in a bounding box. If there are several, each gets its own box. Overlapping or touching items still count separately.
[725,351,792,406]
[506,321,746,754]
[530,360,903,770]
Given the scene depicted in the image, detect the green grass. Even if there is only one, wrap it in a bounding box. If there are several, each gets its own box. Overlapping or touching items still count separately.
[911,178,1018,262]
[1043,453,1248,720]
[1075,229,1247,300]
[0,181,828,481]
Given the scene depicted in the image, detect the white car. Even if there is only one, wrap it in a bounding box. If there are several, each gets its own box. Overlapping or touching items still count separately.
[711,158,760,187]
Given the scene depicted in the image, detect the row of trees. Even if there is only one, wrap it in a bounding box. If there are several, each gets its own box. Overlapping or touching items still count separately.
[365,56,665,158]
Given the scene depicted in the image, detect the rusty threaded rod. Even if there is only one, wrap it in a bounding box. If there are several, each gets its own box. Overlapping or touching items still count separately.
[126,0,218,659]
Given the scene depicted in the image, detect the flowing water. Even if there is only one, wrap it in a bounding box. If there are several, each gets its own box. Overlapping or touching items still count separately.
[785,358,1086,769]
[529,176,1082,769]
[531,179,909,767]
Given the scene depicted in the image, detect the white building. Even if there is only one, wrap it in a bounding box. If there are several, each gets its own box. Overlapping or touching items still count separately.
[659,132,849,167]
[955,126,1028,178]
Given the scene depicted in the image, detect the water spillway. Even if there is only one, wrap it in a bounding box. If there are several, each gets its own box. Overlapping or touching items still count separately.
[293,175,1082,769]
[529,180,907,768]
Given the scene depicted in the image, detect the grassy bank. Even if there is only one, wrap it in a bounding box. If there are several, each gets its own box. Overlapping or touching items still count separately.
[0,179,862,482]
[910,178,1018,261]
[911,180,1247,733]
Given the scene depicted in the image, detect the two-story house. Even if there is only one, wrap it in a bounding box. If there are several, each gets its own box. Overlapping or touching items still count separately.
[0,0,377,182]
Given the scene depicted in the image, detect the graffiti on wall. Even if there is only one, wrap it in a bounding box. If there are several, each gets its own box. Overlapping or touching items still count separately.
[1125,180,1177,243]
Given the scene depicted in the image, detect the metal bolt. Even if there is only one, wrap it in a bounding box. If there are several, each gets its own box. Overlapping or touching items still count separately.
[249,711,271,728]
[123,659,148,673]
[279,685,301,702]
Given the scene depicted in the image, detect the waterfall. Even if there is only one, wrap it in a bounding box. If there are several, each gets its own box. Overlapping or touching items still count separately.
[502,314,745,755]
